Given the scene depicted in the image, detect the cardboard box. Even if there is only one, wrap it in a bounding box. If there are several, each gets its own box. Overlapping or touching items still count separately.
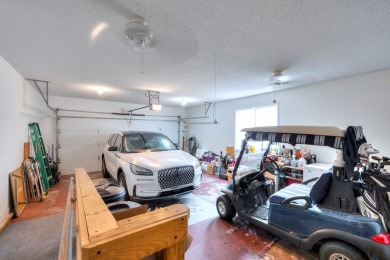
[207,162,215,175]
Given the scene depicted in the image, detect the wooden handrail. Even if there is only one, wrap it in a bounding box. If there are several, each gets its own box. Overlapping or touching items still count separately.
[74,168,189,259]
[58,177,75,260]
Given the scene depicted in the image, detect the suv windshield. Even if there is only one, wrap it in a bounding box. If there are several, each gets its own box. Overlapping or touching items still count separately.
[122,133,177,153]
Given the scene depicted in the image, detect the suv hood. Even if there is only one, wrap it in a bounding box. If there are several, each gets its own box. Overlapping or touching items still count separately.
[121,150,197,170]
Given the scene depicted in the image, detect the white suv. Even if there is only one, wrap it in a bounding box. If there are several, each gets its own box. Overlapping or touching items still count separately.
[102,131,202,201]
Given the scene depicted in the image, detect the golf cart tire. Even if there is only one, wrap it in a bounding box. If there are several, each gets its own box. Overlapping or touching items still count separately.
[319,241,365,260]
[216,195,236,220]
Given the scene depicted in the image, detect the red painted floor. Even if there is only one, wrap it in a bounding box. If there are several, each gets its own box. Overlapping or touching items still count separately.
[9,171,319,259]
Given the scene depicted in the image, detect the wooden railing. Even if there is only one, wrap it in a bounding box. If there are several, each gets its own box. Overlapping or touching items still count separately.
[74,168,190,259]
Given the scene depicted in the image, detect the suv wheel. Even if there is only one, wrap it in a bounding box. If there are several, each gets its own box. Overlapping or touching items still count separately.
[319,241,365,260]
[102,157,110,178]
[118,172,129,200]
[216,195,236,220]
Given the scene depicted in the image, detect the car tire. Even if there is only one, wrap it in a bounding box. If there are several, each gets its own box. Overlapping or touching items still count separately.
[118,171,130,200]
[102,157,110,178]
[216,195,236,220]
[319,241,365,260]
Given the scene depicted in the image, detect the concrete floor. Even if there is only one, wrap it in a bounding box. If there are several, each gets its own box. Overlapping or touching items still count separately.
[8,171,320,259]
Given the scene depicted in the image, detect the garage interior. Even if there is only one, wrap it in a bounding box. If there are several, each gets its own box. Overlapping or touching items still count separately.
[1,1,390,260]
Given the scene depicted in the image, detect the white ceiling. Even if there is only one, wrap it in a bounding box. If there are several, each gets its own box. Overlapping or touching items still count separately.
[1,0,390,107]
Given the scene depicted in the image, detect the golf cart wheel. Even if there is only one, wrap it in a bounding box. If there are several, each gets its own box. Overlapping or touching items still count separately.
[319,241,365,260]
[102,157,110,178]
[118,171,130,200]
[216,195,236,220]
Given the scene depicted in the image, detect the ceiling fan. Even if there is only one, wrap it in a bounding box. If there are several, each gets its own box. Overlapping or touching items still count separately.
[93,0,198,66]
[270,70,289,103]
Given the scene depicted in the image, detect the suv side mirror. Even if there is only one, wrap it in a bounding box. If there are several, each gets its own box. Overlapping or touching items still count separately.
[108,146,118,151]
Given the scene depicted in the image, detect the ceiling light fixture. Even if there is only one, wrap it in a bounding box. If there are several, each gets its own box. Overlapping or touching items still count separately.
[269,70,288,104]
[125,16,153,74]
[213,52,218,124]
[181,98,186,106]
[125,16,153,50]
[269,70,288,86]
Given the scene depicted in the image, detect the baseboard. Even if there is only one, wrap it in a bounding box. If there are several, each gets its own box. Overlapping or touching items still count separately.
[0,212,14,234]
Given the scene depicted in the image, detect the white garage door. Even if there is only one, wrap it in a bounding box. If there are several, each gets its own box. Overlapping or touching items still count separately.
[58,117,179,175]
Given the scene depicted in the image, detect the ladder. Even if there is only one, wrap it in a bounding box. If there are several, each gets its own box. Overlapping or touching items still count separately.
[28,122,54,190]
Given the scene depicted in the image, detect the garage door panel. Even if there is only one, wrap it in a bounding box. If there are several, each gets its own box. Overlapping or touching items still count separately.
[59,118,102,131]
[60,144,99,161]
[60,158,100,175]
[59,144,100,174]
[60,131,100,146]
[58,118,178,175]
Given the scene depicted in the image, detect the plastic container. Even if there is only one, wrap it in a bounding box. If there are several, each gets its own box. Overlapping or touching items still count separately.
[290,156,298,167]
[298,157,307,167]
[201,161,208,172]
[303,163,332,185]
[215,161,222,175]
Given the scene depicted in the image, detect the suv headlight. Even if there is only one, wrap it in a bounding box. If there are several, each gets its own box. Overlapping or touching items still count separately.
[130,164,153,176]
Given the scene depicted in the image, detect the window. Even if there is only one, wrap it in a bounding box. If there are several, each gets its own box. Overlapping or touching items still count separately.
[235,105,278,148]
[123,133,177,153]
[114,135,122,151]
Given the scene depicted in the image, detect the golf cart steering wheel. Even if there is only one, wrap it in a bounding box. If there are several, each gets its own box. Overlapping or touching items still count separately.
[262,156,280,175]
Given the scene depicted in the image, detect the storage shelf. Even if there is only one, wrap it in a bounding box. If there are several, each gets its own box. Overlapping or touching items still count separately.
[276,162,303,171]
[282,165,303,171]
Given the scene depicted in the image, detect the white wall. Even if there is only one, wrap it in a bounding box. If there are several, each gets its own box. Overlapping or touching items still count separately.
[185,69,390,163]
[0,56,54,223]
[49,96,185,175]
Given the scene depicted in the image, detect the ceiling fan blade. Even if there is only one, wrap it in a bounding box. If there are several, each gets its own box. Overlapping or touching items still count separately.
[95,0,138,19]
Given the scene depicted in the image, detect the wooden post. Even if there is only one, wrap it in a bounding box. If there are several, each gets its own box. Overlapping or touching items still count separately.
[24,142,30,160]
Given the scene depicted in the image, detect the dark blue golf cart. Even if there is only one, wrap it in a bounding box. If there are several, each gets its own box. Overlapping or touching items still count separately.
[216,126,390,259]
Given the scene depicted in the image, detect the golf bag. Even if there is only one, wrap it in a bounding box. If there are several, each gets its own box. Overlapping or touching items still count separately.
[360,173,390,232]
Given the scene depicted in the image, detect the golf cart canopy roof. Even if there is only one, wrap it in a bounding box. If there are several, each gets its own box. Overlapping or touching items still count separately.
[242,126,346,149]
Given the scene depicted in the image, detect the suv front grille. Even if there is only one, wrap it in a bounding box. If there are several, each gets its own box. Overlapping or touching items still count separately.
[158,166,194,189]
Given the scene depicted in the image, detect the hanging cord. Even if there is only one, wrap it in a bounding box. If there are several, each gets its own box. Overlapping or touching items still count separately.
[213,52,217,123]
[272,83,276,104]
[140,40,145,74]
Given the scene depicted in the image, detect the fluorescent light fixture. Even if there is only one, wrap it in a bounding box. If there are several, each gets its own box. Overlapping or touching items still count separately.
[150,104,162,111]
[181,98,186,106]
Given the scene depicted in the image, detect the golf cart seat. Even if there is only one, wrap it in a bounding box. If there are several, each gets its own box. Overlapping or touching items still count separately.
[269,171,358,213]
[269,171,333,209]
[269,183,311,205]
